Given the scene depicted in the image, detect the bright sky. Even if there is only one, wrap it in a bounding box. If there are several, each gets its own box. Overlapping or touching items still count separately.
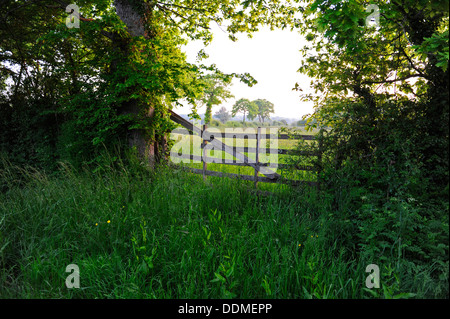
[177,24,315,119]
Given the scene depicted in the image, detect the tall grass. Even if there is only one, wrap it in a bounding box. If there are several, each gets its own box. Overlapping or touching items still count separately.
[0,157,447,298]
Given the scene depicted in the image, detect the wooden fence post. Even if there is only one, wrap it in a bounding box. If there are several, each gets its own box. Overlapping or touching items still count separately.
[254,127,261,188]
[317,129,324,192]
[202,124,208,182]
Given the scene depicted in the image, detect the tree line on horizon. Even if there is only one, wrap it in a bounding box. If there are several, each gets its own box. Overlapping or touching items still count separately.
[193,73,278,126]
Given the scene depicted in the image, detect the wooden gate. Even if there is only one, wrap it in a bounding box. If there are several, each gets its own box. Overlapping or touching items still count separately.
[169,110,321,188]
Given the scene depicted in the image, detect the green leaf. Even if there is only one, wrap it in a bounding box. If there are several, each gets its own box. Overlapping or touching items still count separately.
[211,272,226,283]
[393,292,417,299]
[363,288,379,298]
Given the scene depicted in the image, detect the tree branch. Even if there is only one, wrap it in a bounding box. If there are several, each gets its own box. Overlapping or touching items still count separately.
[379,12,414,47]
[156,1,225,33]
[399,47,427,78]
[362,73,424,85]
[0,0,44,22]
[156,3,210,31]
[156,1,211,14]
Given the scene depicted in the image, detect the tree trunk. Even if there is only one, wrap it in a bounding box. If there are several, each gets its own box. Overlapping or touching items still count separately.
[113,0,162,166]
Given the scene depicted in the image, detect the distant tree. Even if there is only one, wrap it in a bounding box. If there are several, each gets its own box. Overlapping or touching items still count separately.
[197,74,234,125]
[271,120,282,126]
[209,119,222,127]
[296,119,307,126]
[213,106,231,123]
[231,98,257,123]
[252,99,275,123]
